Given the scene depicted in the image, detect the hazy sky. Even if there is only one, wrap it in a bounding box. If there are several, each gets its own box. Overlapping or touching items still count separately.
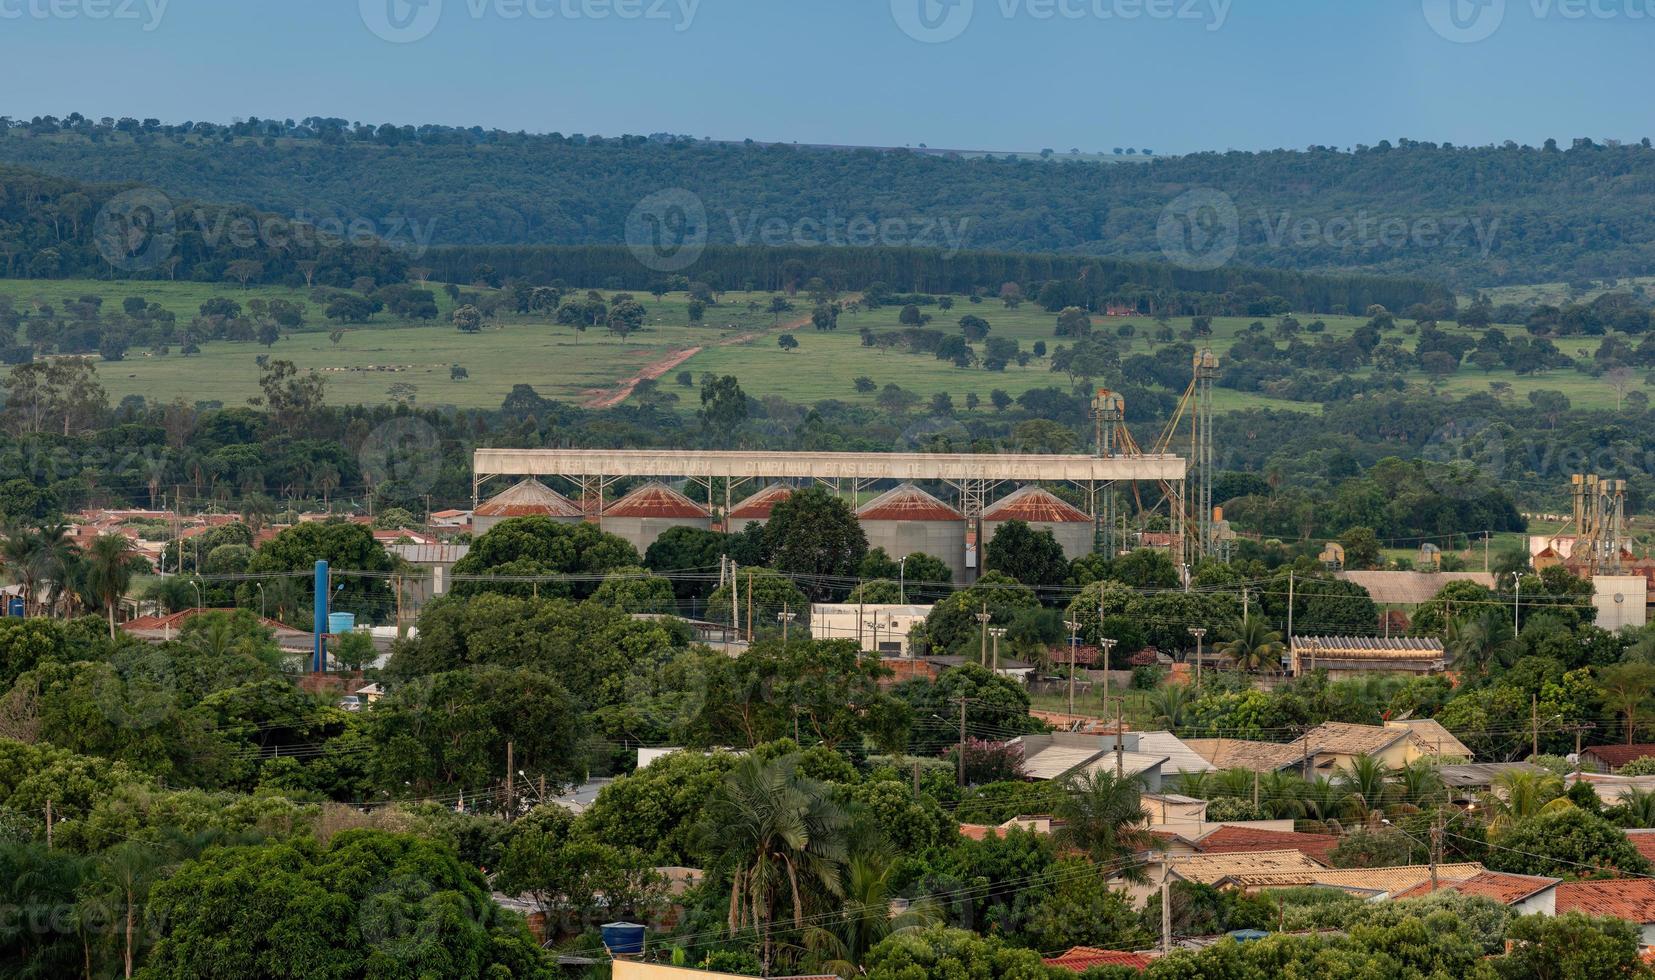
[4,0,1653,154]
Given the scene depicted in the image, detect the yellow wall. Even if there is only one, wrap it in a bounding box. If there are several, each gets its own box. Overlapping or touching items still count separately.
[613,962,755,980]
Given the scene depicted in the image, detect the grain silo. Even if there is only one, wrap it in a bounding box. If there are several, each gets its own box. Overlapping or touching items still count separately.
[601,482,713,555]
[473,478,584,536]
[982,486,1094,561]
[727,484,794,529]
[856,484,967,584]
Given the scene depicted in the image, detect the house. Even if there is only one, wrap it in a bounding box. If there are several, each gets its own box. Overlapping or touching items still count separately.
[388,542,470,603]
[1141,792,1210,833]
[1289,636,1447,679]
[1192,825,1341,866]
[1628,830,1655,865]
[1210,861,1487,898]
[1285,721,1468,776]
[1334,571,1496,606]
[1123,849,1329,906]
[918,655,1036,684]
[1390,871,1560,914]
[1183,738,1305,773]
[1438,762,1547,798]
[122,607,319,656]
[957,815,1062,842]
[1556,880,1655,945]
[612,965,835,980]
[1135,732,1220,777]
[1007,733,1169,790]
[808,603,932,656]
[1043,947,1158,973]
[1582,744,1655,773]
[1382,720,1474,759]
[1567,771,1655,806]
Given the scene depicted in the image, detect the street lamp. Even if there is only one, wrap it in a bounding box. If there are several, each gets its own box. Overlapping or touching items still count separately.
[1190,627,1207,690]
[898,555,907,605]
[777,606,797,644]
[975,609,993,668]
[1099,637,1118,705]
[255,581,266,620]
[189,578,203,612]
[1063,619,1081,716]
[988,626,1007,673]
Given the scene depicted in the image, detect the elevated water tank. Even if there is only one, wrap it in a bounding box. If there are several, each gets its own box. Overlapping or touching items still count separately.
[327,612,356,636]
[601,922,646,955]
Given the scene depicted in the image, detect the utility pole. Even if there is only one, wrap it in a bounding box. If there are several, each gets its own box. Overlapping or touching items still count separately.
[1191,627,1206,692]
[1161,867,1173,953]
[957,698,968,788]
[731,561,741,636]
[1532,695,1540,759]
[746,569,754,641]
[45,799,52,850]
[1101,638,1118,707]
[1484,531,1490,573]
[1064,619,1081,716]
[1285,572,1294,643]
[1430,810,1444,891]
[1253,769,1260,810]
[1114,697,1125,778]
[976,606,992,668]
[505,741,515,817]
[989,627,1007,673]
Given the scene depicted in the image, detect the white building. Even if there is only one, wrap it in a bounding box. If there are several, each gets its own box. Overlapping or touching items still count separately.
[810,603,933,655]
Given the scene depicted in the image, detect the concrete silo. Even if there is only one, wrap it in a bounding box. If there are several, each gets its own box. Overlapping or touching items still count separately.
[856,484,967,584]
[601,482,713,555]
[472,478,584,537]
[727,484,794,530]
[982,486,1094,561]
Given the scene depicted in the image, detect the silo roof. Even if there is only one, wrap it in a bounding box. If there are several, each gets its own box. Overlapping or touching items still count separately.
[857,484,963,522]
[476,478,583,518]
[730,484,794,520]
[607,482,710,519]
[983,486,1090,523]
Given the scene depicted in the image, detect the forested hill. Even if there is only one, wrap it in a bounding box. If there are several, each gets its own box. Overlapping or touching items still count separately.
[1,118,1653,285]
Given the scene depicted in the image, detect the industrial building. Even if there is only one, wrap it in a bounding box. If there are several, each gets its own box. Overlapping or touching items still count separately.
[600,482,713,555]
[981,485,1094,561]
[472,478,583,536]
[809,602,933,655]
[726,484,794,528]
[856,484,969,583]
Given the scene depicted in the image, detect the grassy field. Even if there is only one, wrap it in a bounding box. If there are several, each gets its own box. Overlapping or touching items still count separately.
[5,278,1652,416]
[1478,276,1655,308]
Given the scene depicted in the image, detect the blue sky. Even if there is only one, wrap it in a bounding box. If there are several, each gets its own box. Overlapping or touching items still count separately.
[3,0,1652,154]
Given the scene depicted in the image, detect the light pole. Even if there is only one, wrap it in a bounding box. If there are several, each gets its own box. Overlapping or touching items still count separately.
[989,626,1007,673]
[1190,627,1206,691]
[778,606,796,644]
[975,608,993,668]
[256,581,266,620]
[1063,619,1081,716]
[1100,637,1117,707]
[898,555,907,605]
[189,578,203,612]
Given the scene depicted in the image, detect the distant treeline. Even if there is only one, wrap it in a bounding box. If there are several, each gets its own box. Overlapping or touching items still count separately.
[3,114,1655,283]
[423,245,1450,318]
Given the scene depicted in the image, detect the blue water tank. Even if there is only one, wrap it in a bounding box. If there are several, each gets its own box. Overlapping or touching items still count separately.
[601,922,646,955]
[327,612,356,636]
[5,596,21,617]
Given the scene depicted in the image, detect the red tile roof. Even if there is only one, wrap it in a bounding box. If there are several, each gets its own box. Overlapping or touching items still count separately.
[1555,879,1655,924]
[1583,744,1655,769]
[983,486,1091,523]
[958,823,995,842]
[1196,825,1340,866]
[729,484,794,520]
[606,482,710,519]
[856,484,963,522]
[1628,831,1655,866]
[1391,871,1559,905]
[1043,948,1156,972]
[475,479,583,518]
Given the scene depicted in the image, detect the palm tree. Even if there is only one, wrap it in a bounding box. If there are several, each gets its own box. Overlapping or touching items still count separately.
[1612,787,1655,829]
[1052,769,1160,882]
[693,754,848,969]
[1480,769,1568,834]
[802,829,940,978]
[1335,754,1396,826]
[1,525,40,616]
[86,842,165,978]
[1300,776,1352,833]
[1258,770,1308,820]
[1444,609,1518,676]
[81,533,137,638]
[1219,617,1284,674]
[1146,683,1191,730]
[1598,663,1655,744]
[1392,759,1447,817]
[32,523,77,618]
